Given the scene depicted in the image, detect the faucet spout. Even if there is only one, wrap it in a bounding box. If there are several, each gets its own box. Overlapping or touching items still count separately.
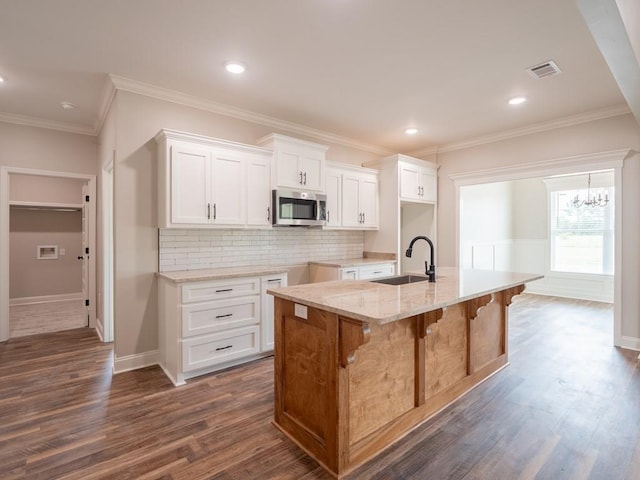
[405,235,436,282]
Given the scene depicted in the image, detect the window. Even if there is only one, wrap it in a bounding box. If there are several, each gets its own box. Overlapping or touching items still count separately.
[549,175,614,275]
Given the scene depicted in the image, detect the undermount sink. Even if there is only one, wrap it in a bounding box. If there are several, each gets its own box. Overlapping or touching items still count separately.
[370,274,430,286]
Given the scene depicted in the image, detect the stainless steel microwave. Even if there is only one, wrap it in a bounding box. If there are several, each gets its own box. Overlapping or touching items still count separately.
[272,189,327,226]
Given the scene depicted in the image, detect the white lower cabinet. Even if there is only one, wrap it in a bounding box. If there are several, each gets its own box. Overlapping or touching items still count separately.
[158,271,287,385]
[309,261,395,282]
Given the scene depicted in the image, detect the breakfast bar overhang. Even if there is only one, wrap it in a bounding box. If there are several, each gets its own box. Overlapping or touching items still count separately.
[268,268,542,478]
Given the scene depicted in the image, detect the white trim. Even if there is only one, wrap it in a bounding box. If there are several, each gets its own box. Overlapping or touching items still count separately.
[450,149,629,186]
[113,350,160,374]
[10,201,83,210]
[0,112,95,136]
[454,149,627,348]
[0,167,97,343]
[9,292,83,306]
[95,317,104,342]
[619,336,640,352]
[433,104,631,154]
[100,160,114,343]
[110,74,393,156]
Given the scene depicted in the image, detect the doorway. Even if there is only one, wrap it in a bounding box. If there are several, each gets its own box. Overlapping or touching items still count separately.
[451,149,627,346]
[0,167,97,342]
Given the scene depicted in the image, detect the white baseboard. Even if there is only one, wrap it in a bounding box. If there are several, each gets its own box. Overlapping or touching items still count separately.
[10,292,84,306]
[95,318,104,342]
[619,335,640,352]
[113,350,159,374]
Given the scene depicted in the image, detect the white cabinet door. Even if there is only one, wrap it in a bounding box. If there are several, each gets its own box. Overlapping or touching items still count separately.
[276,148,303,189]
[262,274,287,351]
[299,148,324,192]
[400,161,437,204]
[399,162,421,201]
[247,154,272,226]
[340,268,358,280]
[211,151,245,225]
[420,168,437,203]
[341,173,361,228]
[358,263,395,279]
[325,168,342,228]
[171,145,211,224]
[359,174,378,228]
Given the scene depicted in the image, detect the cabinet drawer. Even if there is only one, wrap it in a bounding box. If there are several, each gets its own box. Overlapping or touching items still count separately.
[181,277,260,303]
[182,326,260,372]
[182,296,260,337]
[358,264,395,280]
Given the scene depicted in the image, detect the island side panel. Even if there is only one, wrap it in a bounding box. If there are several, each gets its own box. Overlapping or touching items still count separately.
[348,317,417,445]
[470,293,506,372]
[273,297,340,471]
[425,303,469,399]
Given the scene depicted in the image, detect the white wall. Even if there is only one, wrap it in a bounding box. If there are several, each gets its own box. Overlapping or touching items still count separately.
[110,90,383,360]
[511,178,547,240]
[435,112,640,344]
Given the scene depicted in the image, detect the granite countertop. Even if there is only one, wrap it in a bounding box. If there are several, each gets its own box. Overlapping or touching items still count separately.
[309,258,396,268]
[157,266,289,283]
[268,267,543,324]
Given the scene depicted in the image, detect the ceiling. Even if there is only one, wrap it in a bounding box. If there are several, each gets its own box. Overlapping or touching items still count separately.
[0,0,633,154]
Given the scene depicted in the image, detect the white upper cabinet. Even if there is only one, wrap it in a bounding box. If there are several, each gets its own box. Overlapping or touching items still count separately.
[325,167,342,228]
[170,144,212,225]
[326,162,379,230]
[399,160,437,203]
[246,155,272,227]
[258,134,328,192]
[156,129,272,229]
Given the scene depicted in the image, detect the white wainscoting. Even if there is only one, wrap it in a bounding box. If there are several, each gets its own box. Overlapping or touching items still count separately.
[463,239,613,303]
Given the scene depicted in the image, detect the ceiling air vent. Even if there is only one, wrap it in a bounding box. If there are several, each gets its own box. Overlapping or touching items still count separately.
[527,60,562,79]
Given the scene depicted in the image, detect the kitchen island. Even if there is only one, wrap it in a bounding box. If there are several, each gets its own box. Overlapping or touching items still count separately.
[268,267,542,477]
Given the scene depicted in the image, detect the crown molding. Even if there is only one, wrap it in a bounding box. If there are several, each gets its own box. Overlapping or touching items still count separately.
[93,75,117,135]
[108,74,393,156]
[0,111,96,136]
[449,148,631,186]
[435,104,631,154]
[404,145,439,158]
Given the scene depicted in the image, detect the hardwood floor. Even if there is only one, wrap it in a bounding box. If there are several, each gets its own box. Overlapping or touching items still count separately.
[10,300,86,337]
[0,294,638,479]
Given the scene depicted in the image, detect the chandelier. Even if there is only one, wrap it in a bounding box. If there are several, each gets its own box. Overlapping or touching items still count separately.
[572,173,609,207]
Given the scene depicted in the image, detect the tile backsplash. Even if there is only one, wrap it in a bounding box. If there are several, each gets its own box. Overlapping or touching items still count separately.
[159,228,365,272]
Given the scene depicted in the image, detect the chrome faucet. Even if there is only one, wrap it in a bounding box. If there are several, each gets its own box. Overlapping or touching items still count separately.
[405,235,436,282]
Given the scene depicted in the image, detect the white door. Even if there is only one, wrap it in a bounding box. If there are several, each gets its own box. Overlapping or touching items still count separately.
[171,145,211,224]
[299,148,324,191]
[399,162,421,201]
[341,174,361,227]
[359,175,378,228]
[211,151,245,225]
[276,148,303,189]
[420,168,437,203]
[246,154,271,227]
[262,274,287,351]
[325,168,342,228]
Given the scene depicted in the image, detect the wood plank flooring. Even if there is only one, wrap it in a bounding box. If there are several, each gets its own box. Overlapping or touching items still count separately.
[10,300,86,337]
[0,294,638,479]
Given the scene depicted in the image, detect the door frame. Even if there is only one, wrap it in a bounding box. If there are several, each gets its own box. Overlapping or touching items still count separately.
[450,149,629,347]
[0,166,97,342]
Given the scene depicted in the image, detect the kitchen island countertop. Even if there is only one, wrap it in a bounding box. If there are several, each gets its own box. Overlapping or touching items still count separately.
[269,267,542,324]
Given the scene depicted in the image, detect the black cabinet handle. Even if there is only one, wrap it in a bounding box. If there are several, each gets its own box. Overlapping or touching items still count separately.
[267,206,270,221]
[77,256,84,260]
[299,171,303,184]
[215,345,233,351]
[213,203,217,220]
[303,172,307,185]
[215,313,233,319]
[207,203,211,220]
[215,288,233,293]
[267,278,281,283]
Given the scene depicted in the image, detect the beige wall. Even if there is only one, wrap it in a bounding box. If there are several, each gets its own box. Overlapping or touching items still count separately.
[435,113,640,341]
[10,175,86,204]
[9,208,82,298]
[0,122,98,174]
[110,91,383,359]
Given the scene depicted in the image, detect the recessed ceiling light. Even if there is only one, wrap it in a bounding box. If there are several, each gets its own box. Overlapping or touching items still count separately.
[405,128,418,135]
[0,76,5,83]
[60,101,78,110]
[225,61,246,74]
[508,96,527,105]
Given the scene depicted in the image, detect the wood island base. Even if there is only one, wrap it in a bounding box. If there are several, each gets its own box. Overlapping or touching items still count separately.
[272,285,525,478]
